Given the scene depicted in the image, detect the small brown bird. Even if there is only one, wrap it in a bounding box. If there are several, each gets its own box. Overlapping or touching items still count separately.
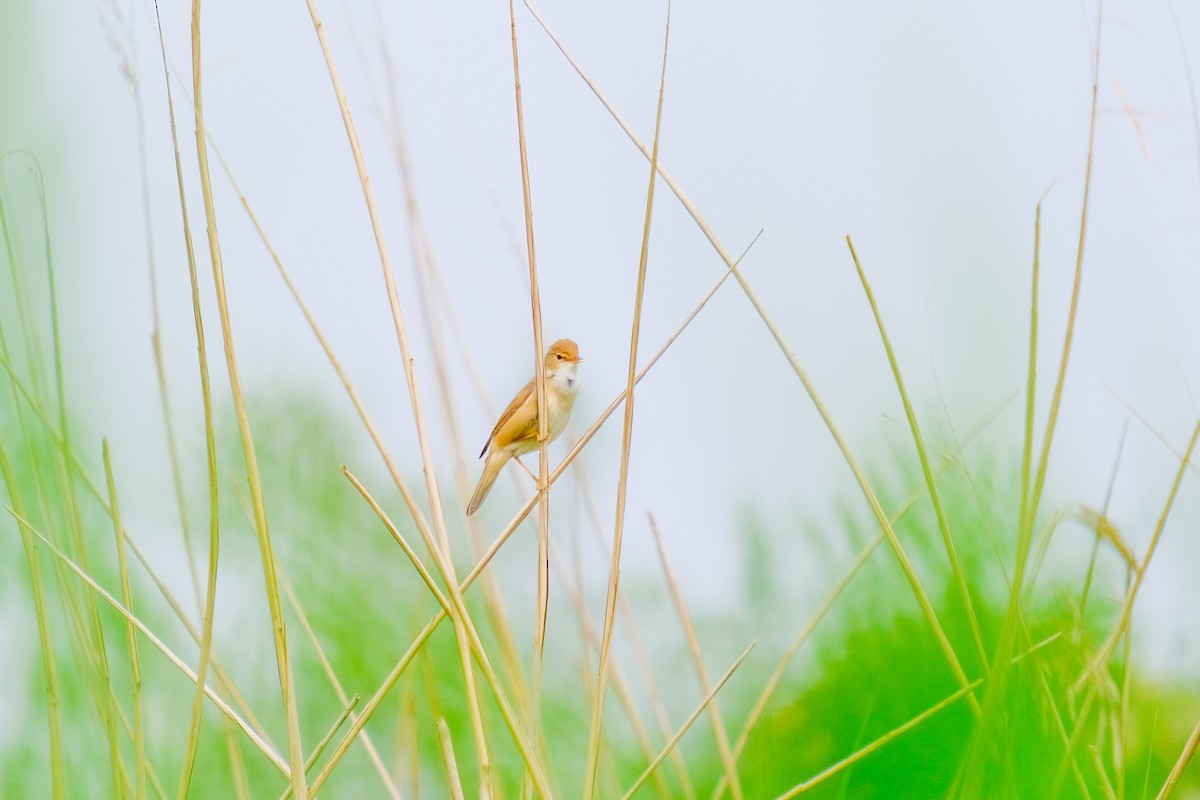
[466,339,583,515]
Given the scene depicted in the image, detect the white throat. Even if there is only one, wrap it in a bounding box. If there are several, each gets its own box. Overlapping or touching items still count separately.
[552,362,580,395]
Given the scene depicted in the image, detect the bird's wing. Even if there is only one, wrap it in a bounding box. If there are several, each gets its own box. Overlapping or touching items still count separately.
[479,377,536,458]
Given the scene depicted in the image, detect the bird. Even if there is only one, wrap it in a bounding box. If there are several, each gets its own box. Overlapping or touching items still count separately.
[466,338,583,516]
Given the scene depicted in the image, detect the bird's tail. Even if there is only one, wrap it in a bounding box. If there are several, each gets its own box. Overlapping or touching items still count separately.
[466,450,507,515]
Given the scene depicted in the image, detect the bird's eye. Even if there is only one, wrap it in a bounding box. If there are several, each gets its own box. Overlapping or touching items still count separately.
[556,354,564,360]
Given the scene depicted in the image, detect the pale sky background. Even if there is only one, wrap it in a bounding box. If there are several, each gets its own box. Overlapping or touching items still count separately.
[4,0,1200,684]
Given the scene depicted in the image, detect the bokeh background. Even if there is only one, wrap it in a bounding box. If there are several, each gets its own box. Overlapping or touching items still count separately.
[3,0,1200,796]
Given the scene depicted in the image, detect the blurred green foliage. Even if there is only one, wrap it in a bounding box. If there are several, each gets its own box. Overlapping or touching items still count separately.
[692,451,1200,799]
[4,379,1200,797]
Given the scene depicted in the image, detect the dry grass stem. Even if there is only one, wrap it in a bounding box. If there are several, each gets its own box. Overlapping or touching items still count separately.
[574,452,697,798]
[375,40,530,728]
[1081,416,1200,684]
[439,719,467,800]
[125,5,204,615]
[10,510,291,776]
[150,0,226,788]
[0,348,273,742]
[1157,716,1200,799]
[555,555,674,799]
[277,566,404,799]
[302,0,499,787]
[317,469,554,798]
[524,0,977,716]
[650,513,744,799]
[277,698,362,800]
[304,229,756,791]
[583,8,671,793]
[10,2,1190,794]
[620,642,756,800]
[505,0,552,776]
[189,0,308,793]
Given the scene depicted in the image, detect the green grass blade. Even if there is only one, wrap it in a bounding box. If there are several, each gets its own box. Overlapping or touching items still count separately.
[6,507,292,778]
[846,236,988,671]
[103,441,147,800]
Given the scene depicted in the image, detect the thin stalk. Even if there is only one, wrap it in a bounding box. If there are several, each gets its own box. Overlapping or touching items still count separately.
[150,2,225,794]
[377,34,529,724]
[307,242,750,787]
[1157,716,1200,799]
[190,0,307,791]
[34,124,125,798]
[1027,646,1091,799]
[103,442,147,800]
[716,538,884,800]
[224,718,252,800]
[0,159,50,410]
[132,4,203,615]
[278,565,403,799]
[555,550,673,799]
[305,699,359,775]
[523,0,977,715]
[221,127,519,795]
[402,676,421,798]
[439,719,467,800]
[1009,3,1104,650]
[970,200,1042,796]
[0,345,272,742]
[1082,417,1200,682]
[619,642,755,800]
[277,698,361,800]
[713,395,1009,800]
[339,467,554,798]
[777,679,984,800]
[9,511,291,776]
[0,171,64,800]
[1088,746,1117,800]
[505,0,551,773]
[573,452,694,799]
[1117,596,1132,800]
[1049,685,1101,799]
[4,156,118,797]
[650,514,743,799]
[0,438,65,798]
[583,7,671,795]
[846,236,988,672]
[301,0,492,789]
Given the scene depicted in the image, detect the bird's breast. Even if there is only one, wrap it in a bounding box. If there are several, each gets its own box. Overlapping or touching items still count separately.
[546,387,577,440]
